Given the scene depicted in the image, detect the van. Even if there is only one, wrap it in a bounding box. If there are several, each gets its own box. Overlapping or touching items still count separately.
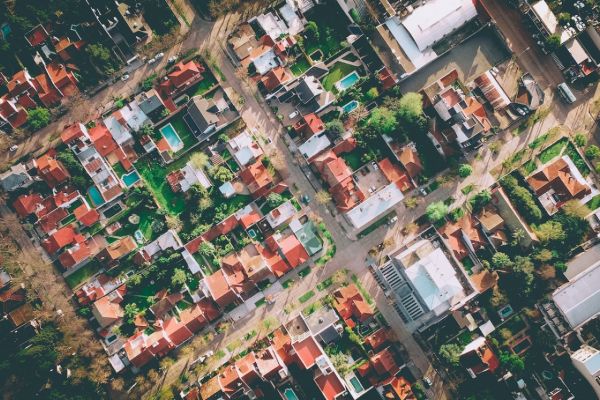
[557,83,576,104]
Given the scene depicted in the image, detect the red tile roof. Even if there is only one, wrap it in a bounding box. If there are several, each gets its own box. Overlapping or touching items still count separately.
[61,124,86,143]
[38,207,69,234]
[26,25,49,46]
[163,317,194,346]
[379,158,412,192]
[383,376,416,400]
[370,347,400,376]
[74,203,100,227]
[36,149,70,187]
[315,373,346,400]
[378,67,398,90]
[365,328,389,352]
[42,224,79,254]
[292,335,322,369]
[58,241,91,269]
[204,269,235,308]
[34,72,62,107]
[527,157,591,199]
[398,147,423,179]
[167,60,205,89]
[219,365,243,396]
[89,124,118,157]
[0,98,28,129]
[239,160,273,198]
[293,113,325,137]
[334,284,374,323]
[271,328,294,365]
[13,193,43,217]
[278,234,309,269]
[260,66,292,92]
[7,70,35,97]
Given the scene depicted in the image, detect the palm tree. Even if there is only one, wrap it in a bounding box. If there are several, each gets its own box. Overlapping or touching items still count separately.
[315,190,332,205]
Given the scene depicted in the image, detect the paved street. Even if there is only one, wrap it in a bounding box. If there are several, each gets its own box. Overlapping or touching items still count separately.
[3,1,600,399]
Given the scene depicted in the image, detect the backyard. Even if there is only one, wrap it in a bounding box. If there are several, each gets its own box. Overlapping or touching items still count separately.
[537,138,591,176]
[301,2,350,60]
[322,61,357,92]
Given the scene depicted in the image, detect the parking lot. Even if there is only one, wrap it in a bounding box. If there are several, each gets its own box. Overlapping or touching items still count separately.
[399,25,511,93]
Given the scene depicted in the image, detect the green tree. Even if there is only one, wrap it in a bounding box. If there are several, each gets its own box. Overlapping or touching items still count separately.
[574,133,587,147]
[534,221,566,243]
[458,164,473,178]
[500,352,525,373]
[365,87,379,101]
[27,107,51,130]
[190,152,210,170]
[561,199,590,219]
[491,252,512,270]
[397,92,424,121]
[266,192,286,209]
[209,165,234,184]
[585,145,600,160]
[534,248,554,263]
[124,303,140,323]
[426,201,449,223]
[86,43,116,75]
[469,189,492,213]
[367,107,397,136]
[500,175,542,223]
[553,211,590,249]
[171,268,188,289]
[199,241,216,257]
[439,343,463,366]
[305,21,319,41]
[326,120,345,136]
[545,34,561,52]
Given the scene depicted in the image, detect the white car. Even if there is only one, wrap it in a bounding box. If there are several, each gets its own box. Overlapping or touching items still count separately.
[120,74,130,81]
[289,110,299,119]
[147,57,157,65]
[154,52,165,59]
[9,145,18,152]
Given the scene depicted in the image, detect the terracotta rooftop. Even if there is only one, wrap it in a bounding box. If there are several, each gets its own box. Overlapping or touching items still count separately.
[315,373,346,400]
[292,335,322,369]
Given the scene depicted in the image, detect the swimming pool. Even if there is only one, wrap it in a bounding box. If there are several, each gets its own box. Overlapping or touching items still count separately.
[342,100,359,114]
[160,123,184,152]
[283,388,300,400]
[349,376,364,393]
[122,170,140,187]
[336,71,360,91]
[134,230,145,243]
[88,186,105,207]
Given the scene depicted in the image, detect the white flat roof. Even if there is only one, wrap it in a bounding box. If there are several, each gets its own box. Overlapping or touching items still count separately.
[399,243,465,315]
[566,39,589,64]
[346,183,404,230]
[402,0,478,51]
[531,0,573,43]
[553,259,600,329]
[385,17,437,70]
[298,133,331,160]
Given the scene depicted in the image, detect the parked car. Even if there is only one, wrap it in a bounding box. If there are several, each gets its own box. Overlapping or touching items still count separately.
[120,74,130,81]
[423,376,432,388]
[9,145,18,152]
[154,52,165,60]
[300,194,310,205]
[147,57,157,65]
[167,56,177,64]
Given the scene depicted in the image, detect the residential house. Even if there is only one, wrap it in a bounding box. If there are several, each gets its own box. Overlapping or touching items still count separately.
[41,224,83,255]
[183,89,239,141]
[159,60,205,97]
[294,75,335,113]
[259,65,293,95]
[239,159,274,198]
[167,161,212,192]
[75,273,125,305]
[379,376,416,400]
[135,88,167,122]
[91,286,126,328]
[265,232,310,274]
[0,97,29,132]
[0,163,34,192]
[333,284,374,327]
[96,236,137,267]
[311,151,364,212]
[298,133,332,162]
[227,130,264,168]
[397,144,423,181]
[228,23,260,61]
[460,337,500,378]
[526,156,592,215]
[73,202,100,227]
[265,200,296,229]
[440,214,487,261]
[58,239,95,270]
[290,219,323,257]
[35,149,70,187]
[293,113,325,139]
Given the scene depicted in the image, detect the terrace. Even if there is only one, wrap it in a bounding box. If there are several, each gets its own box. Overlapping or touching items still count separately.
[353,163,389,196]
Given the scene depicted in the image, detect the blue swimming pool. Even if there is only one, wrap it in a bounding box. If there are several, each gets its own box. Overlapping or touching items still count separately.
[283,388,300,400]
[160,123,184,152]
[336,71,360,91]
[89,186,105,207]
[342,100,359,114]
[122,170,140,187]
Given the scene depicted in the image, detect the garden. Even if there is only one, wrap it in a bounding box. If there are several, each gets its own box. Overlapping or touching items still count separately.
[300,1,350,61]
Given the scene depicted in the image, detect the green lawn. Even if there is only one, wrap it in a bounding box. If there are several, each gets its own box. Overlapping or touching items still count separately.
[299,290,315,304]
[64,260,101,289]
[520,159,538,176]
[188,71,218,97]
[135,151,200,215]
[340,148,364,171]
[316,277,333,291]
[298,267,311,278]
[538,138,567,164]
[168,113,197,155]
[291,56,311,76]
[587,194,600,211]
[114,205,164,242]
[322,62,357,92]
[111,162,127,178]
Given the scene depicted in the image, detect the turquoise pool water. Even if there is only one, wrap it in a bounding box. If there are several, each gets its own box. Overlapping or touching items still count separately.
[134,230,144,243]
[342,100,359,114]
[283,388,300,400]
[89,186,104,206]
[349,376,364,392]
[160,123,183,151]
[122,170,140,187]
[336,71,359,91]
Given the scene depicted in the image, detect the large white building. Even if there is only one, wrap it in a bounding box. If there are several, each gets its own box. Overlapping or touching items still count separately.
[571,345,600,398]
[552,256,600,330]
[382,0,478,72]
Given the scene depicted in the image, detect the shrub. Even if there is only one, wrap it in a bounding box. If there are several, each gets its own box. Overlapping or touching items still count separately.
[585,145,600,160]
[458,164,473,178]
[28,107,51,130]
[574,133,587,147]
[500,175,542,223]
[365,87,379,101]
[426,201,448,223]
